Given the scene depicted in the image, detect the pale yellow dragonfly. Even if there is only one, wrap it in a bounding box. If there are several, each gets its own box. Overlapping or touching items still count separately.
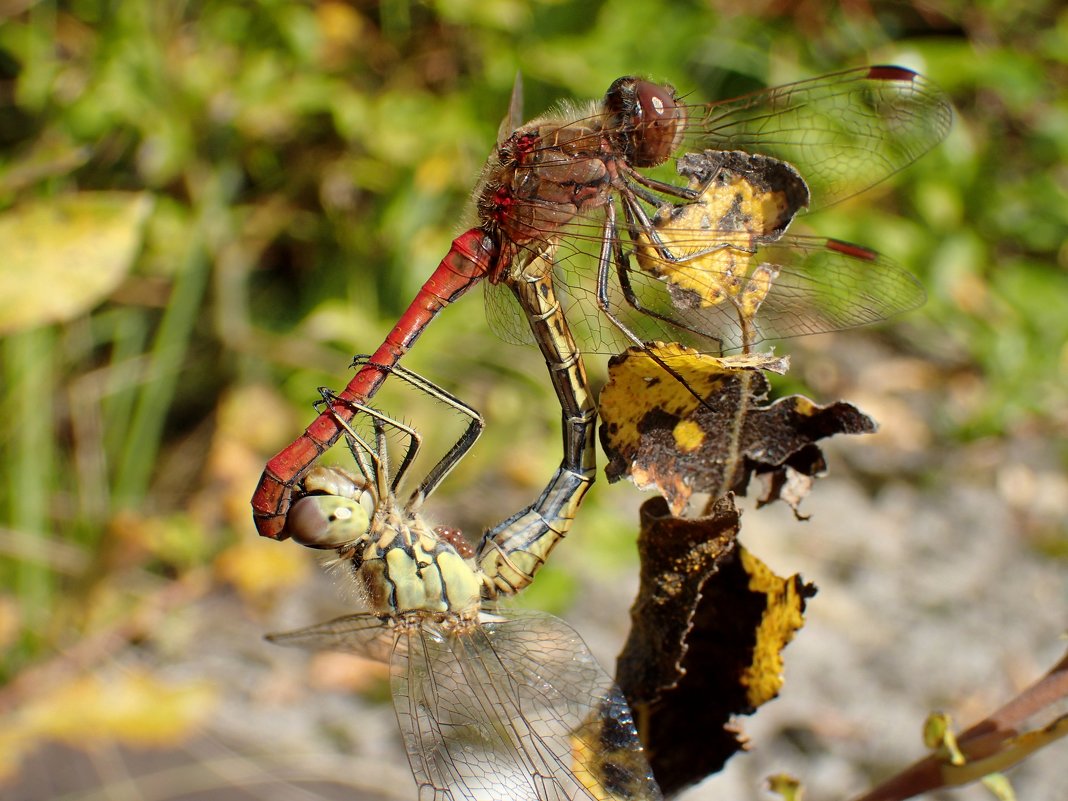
[269,362,659,801]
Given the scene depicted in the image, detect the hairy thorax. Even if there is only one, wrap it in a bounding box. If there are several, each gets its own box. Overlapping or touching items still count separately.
[355,511,483,618]
[477,106,619,261]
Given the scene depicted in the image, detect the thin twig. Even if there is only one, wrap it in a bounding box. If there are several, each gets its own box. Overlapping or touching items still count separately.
[852,647,1068,801]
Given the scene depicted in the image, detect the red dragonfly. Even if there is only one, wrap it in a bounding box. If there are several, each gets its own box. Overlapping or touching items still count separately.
[252,65,951,538]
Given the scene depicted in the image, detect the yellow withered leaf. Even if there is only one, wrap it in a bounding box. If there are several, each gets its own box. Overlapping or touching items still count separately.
[739,547,809,707]
[635,150,809,314]
[616,496,815,796]
[0,192,153,334]
[622,148,925,353]
[600,343,874,516]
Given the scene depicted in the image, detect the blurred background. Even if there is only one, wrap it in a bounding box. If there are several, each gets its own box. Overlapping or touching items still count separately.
[1,1,1066,799]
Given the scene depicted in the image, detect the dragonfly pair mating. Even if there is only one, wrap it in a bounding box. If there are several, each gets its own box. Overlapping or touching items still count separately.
[261,66,951,800]
[252,64,951,541]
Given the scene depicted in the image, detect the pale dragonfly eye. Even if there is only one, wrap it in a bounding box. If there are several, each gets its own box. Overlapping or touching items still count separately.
[287,494,372,549]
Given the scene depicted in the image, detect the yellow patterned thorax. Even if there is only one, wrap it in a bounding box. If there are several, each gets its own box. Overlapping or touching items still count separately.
[358,513,482,618]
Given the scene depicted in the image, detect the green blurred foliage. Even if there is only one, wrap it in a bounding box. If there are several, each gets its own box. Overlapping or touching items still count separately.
[0,0,1065,683]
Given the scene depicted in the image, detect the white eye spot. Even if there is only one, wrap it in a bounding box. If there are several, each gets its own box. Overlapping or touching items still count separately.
[331,506,354,522]
[650,95,665,115]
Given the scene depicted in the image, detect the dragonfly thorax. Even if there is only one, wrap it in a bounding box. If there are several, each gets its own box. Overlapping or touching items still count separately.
[477,112,614,257]
[358,515,483,617]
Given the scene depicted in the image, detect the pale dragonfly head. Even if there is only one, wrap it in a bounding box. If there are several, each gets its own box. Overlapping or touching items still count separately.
[286,464,378,551]
[281,367,487,618]
[282,380,425,553]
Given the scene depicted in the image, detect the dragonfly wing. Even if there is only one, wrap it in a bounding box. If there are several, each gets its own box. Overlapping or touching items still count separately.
[266,613,395,664]
[613,228,926,351]
[484,279,537,346]
[748,237,927,340]
[480,610,661,801]
[391,612,660,801]
[685,66,952,208]
[490,208,925,355]
[393,620,575,801]
[499,72,526,144]
[493,211,699,356]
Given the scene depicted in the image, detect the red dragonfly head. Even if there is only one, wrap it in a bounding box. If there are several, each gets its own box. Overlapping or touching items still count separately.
[604,76,687,168]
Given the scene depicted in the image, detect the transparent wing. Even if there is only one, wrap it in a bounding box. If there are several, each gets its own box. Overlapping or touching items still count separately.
[484,279,537,347]
[480,611,660,801]
[682,65,953,208]
[499,72,526,144]
[492,206,924,356]
[393,610,660,801]
[598,233,927,353]
[266,613,395,664]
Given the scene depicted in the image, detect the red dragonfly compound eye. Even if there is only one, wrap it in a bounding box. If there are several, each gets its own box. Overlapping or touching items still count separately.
[604,76,687,168]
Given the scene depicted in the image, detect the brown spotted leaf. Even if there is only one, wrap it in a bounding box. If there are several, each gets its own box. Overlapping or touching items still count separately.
[625,147,925,353]
[600,343,875,516]
[634,151,810,319]
[615,495,741,703]
[616,496,815,796]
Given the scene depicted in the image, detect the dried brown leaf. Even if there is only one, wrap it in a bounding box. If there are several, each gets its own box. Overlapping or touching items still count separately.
[616,496,816,796]
[600,344,875,516]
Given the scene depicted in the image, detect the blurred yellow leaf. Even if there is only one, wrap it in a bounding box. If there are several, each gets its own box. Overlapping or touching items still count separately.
[981,773,1017,801]
[767,774,804,801]
[316,1,364,57]
[214,537,311,604]
[924,711,963,759]
[0,669,215,779]
[0,191,153,334]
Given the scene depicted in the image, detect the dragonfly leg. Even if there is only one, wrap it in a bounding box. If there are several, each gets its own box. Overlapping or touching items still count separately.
[348,356,485,506]
[314,388,380,482]
[594,206,651,351]
[597,203,726,352]
[620,190,748,266]
[609,202,727,349]
[315,387,418,498]
[620,161,700,202]
[594,204,730,401]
